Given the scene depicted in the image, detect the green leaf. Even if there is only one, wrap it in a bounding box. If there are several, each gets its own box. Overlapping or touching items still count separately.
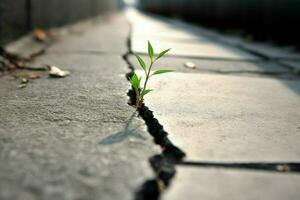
[156,48,171,60]
[142,89,153,96]
[134,53,146,72]
[152,69,174,76]
[148,41,154,60]
[130,73,140,91]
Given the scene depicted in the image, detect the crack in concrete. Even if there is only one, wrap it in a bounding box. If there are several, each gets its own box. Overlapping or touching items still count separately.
[181,161,300,173]
[185,68,300,81]
[187,67,293,76]
[122,24,186,200]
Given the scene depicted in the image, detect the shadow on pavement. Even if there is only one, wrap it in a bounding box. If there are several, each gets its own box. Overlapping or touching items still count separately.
[98,111,146,145]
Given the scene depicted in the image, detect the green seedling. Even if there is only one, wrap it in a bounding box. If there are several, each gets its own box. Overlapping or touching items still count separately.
[130,41,173,110]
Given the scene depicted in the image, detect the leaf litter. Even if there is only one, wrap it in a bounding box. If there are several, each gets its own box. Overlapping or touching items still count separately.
[0,28,71,88]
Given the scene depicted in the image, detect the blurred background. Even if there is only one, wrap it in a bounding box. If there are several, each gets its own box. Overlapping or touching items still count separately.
[0,0,124,45]
[1,0,300,48]
[136,0,300,48]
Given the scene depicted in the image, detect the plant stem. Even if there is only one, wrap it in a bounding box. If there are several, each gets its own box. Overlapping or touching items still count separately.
[141,60,154,101]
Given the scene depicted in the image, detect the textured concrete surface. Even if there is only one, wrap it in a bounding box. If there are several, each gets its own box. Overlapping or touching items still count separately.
[164,166,300,200]
[144,72,300,162]
[0,14,159,200]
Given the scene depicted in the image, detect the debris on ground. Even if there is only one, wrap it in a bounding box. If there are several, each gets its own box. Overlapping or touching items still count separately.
[0,45,67,88]
[47,65,70,78]
[18,83,27,89]
[32,28,54,43]
[184,62,196,69]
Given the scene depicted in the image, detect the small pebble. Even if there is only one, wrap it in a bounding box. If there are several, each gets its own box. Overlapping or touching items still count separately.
[276,164,290,172]
[18,84,27,89]
[21,78,28,84]
[184,62,196,69]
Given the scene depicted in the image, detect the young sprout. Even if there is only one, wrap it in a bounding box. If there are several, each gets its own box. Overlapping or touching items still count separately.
[130,41,173,110]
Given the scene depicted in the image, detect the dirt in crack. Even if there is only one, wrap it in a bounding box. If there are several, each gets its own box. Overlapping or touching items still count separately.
[122,51,186,200]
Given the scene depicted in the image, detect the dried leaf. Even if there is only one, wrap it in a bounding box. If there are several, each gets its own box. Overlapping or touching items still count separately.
[32,29,48,42]
[47,65,70,78]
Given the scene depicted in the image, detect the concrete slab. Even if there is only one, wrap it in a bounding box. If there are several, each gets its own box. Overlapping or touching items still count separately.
[142,72,300,162]
[164,166,300,200]
[48,15,129,54]
[129,55,289,75]
[0,54,159,200]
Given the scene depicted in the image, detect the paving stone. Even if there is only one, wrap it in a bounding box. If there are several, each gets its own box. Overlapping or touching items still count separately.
[48,14,129,54]
[0,53,159,200]
[129,55,289,75]
[164,166,300,200]
[142,72,300,162]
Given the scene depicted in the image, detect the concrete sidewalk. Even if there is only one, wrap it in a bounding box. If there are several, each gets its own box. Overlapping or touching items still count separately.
[0,8,300,200]
[127,9,300,200]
